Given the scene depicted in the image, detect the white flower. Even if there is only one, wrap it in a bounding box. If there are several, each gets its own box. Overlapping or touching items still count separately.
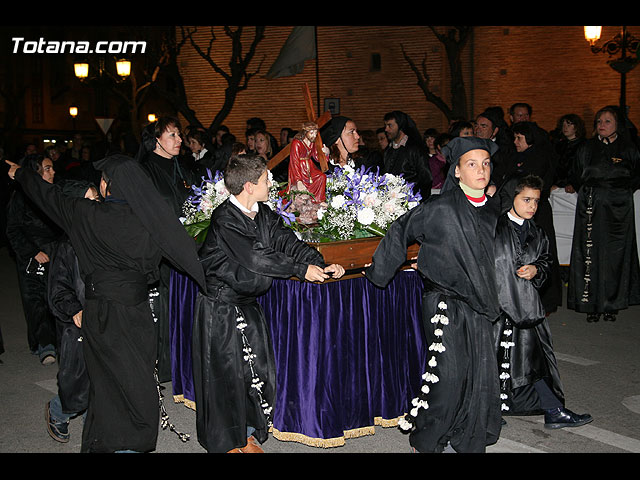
[357,207,375,226]
[428,356,437,368]
[316,207,326,220]
[214,179,228,197]
[331,195,346,209]
[362,191,378,207]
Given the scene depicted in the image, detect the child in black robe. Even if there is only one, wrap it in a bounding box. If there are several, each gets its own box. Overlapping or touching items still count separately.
[45,180,98,443]
[495,174,592,428]
[192,153,345,453]
[365,136,502,453]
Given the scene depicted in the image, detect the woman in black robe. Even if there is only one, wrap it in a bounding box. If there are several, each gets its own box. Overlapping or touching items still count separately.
[495,175,591,428]
[365,136,502,453]
[567,106,640,322]
[6,154,205,453]
[137,117,196,382]
[6,154,62,363]
[552,113,587,192]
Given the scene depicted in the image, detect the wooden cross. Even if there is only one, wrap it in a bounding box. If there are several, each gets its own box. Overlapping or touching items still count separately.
[267,83,333,172]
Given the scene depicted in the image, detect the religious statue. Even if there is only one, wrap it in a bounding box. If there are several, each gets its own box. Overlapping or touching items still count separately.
[288,122,327,203]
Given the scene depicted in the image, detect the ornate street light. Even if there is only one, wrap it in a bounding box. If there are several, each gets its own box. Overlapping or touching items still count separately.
[584,26,640,114]
[115,59,131,78]
[73,57,131,82]
[73,62,89,79]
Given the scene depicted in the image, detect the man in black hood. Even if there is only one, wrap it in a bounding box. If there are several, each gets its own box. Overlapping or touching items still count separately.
[6,154,205,453]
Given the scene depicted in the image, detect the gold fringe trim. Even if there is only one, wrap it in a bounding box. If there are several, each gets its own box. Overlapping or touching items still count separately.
[170,394,404,448]
[270,415,403,449]
[173,394,196,411]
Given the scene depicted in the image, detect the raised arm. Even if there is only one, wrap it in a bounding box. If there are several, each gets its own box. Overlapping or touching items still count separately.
[7,160,77,233]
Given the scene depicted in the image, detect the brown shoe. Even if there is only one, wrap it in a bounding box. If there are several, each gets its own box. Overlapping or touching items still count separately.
[239,436,264,453]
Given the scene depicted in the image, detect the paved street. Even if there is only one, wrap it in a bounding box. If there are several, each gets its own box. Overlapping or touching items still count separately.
[1,243,640,455]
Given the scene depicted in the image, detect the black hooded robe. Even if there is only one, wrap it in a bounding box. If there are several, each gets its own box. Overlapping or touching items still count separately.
[365,186,502,453]
[192,198,326,453]
[13,158,205,453]
[493,213,565,415]
[140,150,195,383]
[567,136,640,314]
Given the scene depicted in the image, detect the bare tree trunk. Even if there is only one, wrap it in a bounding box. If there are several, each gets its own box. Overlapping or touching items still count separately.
[402,26,471,123]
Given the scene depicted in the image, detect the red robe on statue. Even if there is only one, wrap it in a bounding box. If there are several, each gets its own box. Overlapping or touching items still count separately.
[288,138,326,203]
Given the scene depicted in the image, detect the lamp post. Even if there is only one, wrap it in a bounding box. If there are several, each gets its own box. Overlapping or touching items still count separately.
[584,26,640,115]
[73,57,131,117]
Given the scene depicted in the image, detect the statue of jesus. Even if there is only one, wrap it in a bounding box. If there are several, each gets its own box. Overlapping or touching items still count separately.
[287,122,327,203]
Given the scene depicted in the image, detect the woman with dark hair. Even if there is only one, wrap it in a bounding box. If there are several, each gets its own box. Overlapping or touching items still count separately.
[505,121,562,315]
[320,115,361,172]
[137,116,195,382]
[6,154,62,364]
[553,114,587,192]
[567,106,640,323]
[186,128,215,178]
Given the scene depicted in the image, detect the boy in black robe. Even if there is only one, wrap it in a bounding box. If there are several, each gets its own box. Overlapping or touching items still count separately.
[365,136,502,453]
[6,155,206,453]
[45,180,98,443]
[192,153,345,453]
[495,174,592,428]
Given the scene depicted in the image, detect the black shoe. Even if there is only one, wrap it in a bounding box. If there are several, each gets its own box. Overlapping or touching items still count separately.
[586,314,600,323]
[544,407,593,429]
[501,417,507,426]
[45,402,70,443]
[603,313,617,322]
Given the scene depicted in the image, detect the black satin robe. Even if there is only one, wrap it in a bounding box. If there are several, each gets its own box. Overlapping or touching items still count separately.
[14,167,165,453]
[48,238,89,414]
[567,136,640,313]
[365,186,502,453]
[497,135,562,314]
[493,214,564,414]
[141,151,195,382]
[192,199,326,453]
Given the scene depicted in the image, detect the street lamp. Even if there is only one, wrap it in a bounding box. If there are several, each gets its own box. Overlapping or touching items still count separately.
[74,62,89,79]
[73,57,131,82]
[584,25,640,114]
[115,59,131,78]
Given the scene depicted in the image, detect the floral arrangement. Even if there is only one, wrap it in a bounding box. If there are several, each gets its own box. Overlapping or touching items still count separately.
[308,164,422,242]
[181,164,422,243]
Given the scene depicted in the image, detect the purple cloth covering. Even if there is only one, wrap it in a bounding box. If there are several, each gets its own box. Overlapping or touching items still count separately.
[169,270,426,442]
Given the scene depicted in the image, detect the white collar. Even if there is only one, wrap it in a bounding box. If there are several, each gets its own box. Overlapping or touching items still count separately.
[230,194,259,214]
[392,134,408,149]
[507,211,525,225]
[192,148,208,161]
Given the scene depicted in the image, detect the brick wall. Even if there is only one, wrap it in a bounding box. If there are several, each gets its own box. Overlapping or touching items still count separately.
[179,25,640,142]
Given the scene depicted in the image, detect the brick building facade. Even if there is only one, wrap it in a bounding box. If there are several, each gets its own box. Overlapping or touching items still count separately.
[178,25,640,143]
